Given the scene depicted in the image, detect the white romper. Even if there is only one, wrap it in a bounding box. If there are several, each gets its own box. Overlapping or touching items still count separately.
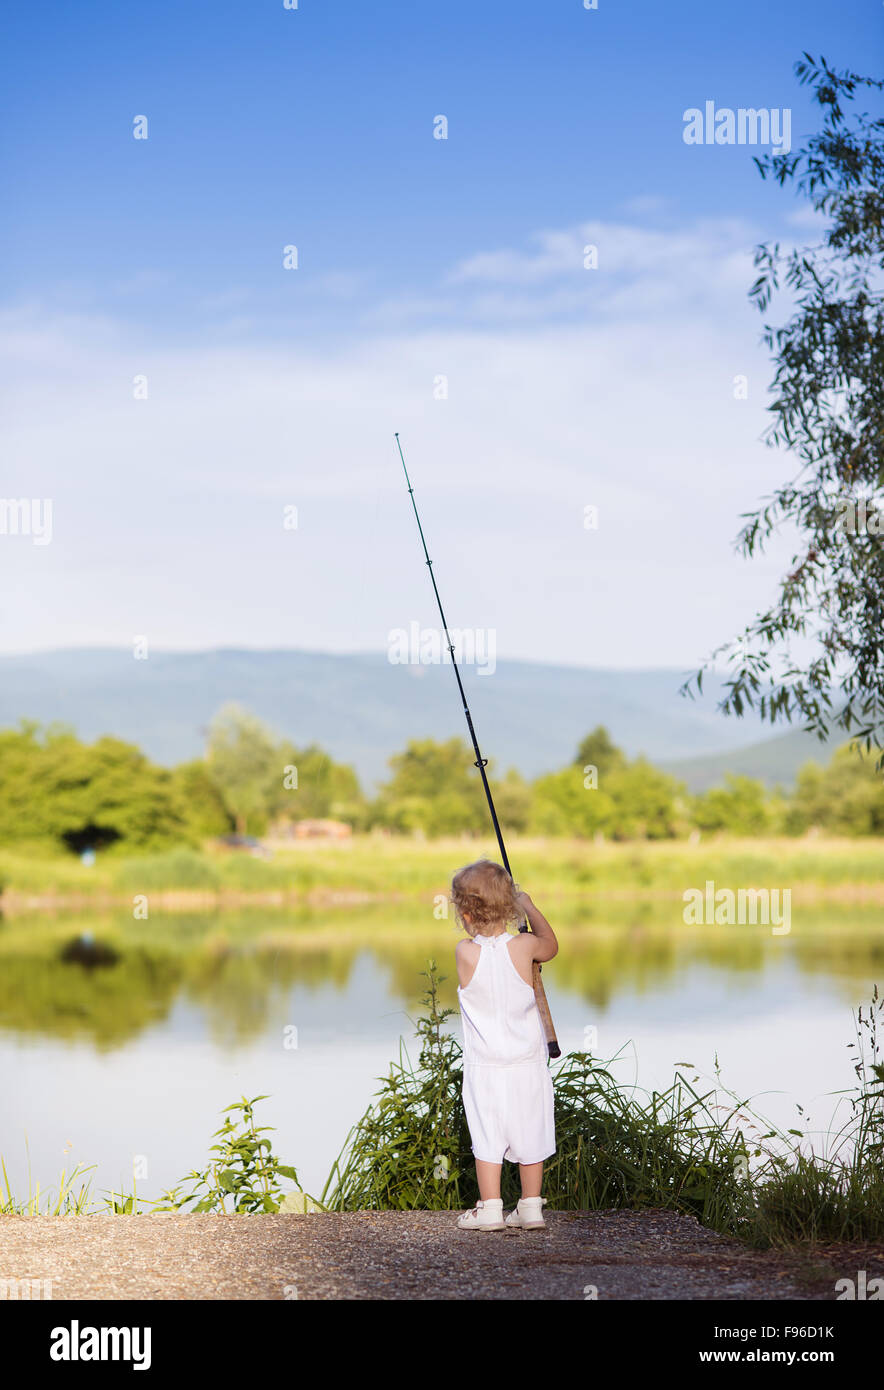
[457,932,556,1165]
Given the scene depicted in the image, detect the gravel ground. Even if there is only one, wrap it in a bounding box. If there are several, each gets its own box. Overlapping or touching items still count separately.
[2,1209,880,1301]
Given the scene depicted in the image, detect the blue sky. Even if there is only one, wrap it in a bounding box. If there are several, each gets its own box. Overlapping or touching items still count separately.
[1,1,880,671]
[5,0,873,335]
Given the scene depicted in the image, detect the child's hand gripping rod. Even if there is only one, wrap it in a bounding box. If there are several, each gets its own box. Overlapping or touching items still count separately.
[395,433,561,1060]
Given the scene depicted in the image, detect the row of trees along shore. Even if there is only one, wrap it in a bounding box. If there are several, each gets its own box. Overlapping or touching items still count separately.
[1,706,883,857]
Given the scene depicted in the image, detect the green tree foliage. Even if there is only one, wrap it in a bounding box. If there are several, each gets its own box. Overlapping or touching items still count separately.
[786,743,884,834]
[5,706,884,855]
[0,723,191,852]
[688,56,884,753]
[606,759,685,840]
[170,760,234,839]
[205,704,279,834]
[270,741,365,828]
[370,738,490,836]
[692,775,773,836]
[530,766,617,838]
[205,705,365,834]
[492,767,532,835]
[533,733,684,840]
[367,739,528,838]
[0,710,365,855]
[574,725,627,777]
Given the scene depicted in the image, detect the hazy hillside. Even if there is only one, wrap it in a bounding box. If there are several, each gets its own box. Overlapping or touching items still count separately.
[0,648,779,788]
[663,726,843,792]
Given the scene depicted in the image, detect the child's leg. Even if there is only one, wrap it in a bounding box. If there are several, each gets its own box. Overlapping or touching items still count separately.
[518,1162,543,1199]
[475,1160,502,1201]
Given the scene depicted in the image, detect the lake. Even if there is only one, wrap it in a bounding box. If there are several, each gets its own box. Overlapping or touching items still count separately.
[1,899,880,1204]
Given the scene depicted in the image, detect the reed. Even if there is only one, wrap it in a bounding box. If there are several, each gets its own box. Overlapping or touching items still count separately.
[747,986,884,1245]
[322,965,884,1245]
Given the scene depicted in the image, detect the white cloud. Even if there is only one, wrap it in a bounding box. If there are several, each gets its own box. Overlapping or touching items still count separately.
[398,216,763,328]
[0,212,796,670]
[111,269,174,298]
[449,216,756,285]
[619,195,671,216]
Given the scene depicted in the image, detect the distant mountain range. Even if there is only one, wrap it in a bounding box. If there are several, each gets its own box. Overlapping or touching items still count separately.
[0,648,835,791]
[662,727,843,793]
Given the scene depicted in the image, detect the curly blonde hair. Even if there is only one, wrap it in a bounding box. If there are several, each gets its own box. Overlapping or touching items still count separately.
[450,859,521,936]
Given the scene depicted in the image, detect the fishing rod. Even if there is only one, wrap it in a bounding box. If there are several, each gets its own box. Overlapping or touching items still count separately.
[395,433,560,1059]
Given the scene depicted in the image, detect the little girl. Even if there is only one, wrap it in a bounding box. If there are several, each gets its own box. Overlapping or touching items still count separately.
[451,858,558,1232]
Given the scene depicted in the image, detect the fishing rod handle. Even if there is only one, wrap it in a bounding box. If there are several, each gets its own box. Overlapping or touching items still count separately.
[518,921,560,1058]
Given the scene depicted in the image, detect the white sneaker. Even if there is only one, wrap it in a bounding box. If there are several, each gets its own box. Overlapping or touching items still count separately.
[504,1197,547,1230]
[457,1199,506,1231]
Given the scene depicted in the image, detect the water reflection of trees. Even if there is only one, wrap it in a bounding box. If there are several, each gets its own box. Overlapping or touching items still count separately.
[0,903,878,1048]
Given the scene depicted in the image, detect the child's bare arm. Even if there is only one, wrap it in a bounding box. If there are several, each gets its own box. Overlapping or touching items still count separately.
[455,936,480,988]
[516,891,558,962]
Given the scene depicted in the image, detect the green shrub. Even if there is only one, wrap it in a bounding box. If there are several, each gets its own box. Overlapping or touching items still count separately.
[112,849,221,892]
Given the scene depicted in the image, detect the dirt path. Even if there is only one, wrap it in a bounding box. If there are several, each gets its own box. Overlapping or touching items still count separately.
[2,1209,877,1300]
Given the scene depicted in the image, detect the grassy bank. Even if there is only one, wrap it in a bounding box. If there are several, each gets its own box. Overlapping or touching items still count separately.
[2,834,884,911]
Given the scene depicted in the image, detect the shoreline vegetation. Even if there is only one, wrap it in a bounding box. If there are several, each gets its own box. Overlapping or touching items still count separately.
[2,834,884,914]
[3,714,884,873]
[3,968,882,1251]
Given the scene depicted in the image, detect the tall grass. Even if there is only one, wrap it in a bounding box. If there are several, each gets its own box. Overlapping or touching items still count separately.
[321,962,754,1227]
[4,834,884,905]
[321,966,472,1211]
[749,986,884,1245]
[542,1053,753,1230]
[322,963,884,1246]
[0,1141,94,1216]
